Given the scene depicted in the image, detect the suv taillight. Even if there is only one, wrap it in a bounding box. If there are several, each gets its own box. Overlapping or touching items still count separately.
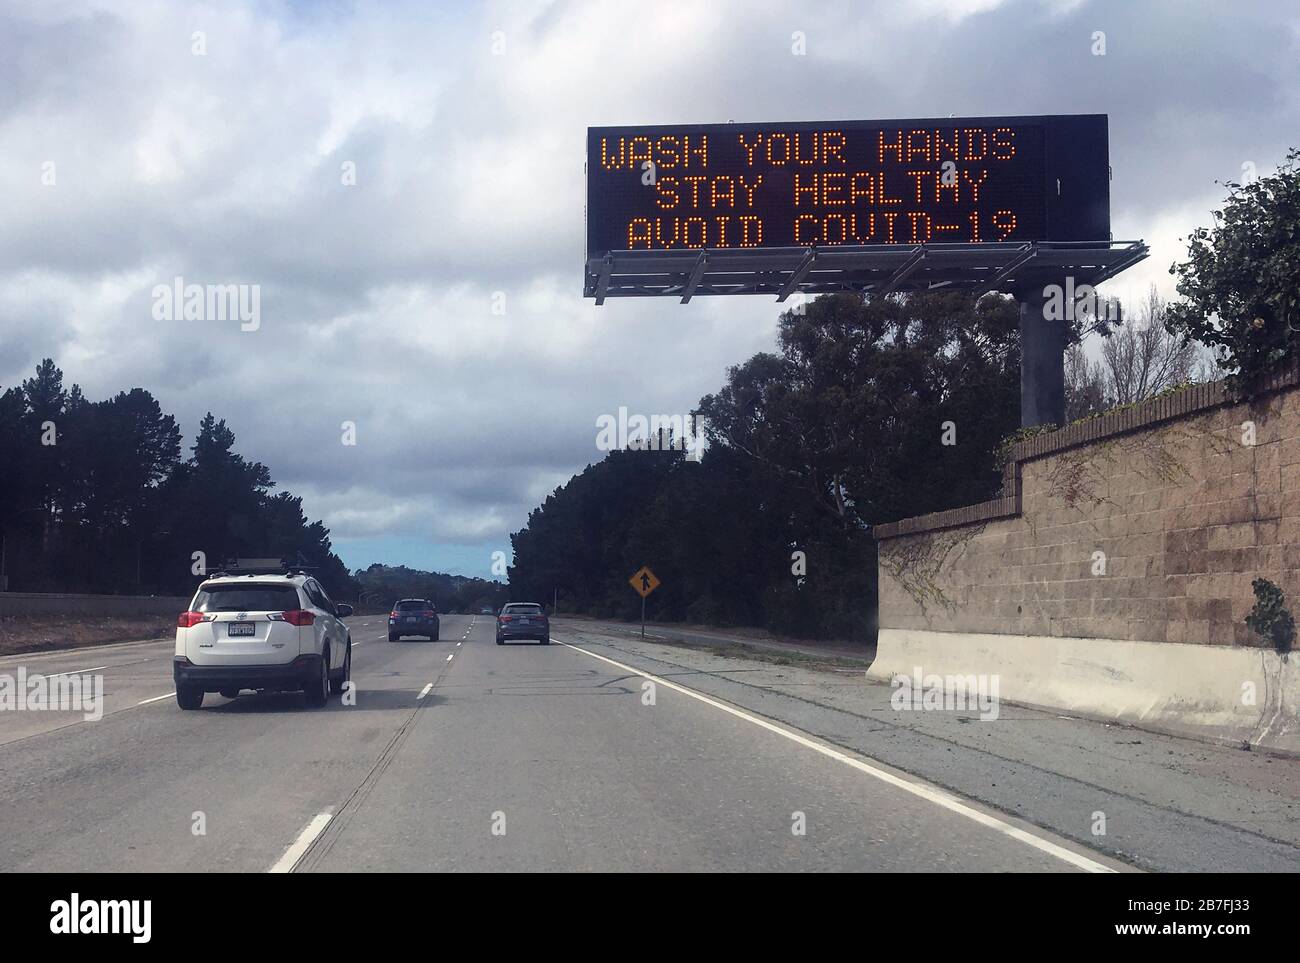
[281,610,316,627]
[423,611,434,617]
[177,611,208,628]
[500,615,514,622]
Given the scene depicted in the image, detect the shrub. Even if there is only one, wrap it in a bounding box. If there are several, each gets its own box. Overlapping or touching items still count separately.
[1245,578,1295,654]
[1165,148,1300,394]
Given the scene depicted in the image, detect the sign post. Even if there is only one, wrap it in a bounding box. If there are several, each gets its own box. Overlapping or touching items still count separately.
[1018,284,1066,427]
[629,565,661,638]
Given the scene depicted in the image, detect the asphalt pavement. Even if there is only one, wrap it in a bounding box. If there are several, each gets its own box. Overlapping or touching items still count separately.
[0,614,1292,872]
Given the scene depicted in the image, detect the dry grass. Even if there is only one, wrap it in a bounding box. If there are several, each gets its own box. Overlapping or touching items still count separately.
[0,615,172,657]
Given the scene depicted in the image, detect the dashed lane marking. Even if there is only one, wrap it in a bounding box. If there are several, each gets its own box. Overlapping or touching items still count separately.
[268,813,332,873]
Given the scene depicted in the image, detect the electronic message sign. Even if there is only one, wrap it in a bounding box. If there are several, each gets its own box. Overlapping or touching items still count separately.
[585,115,1109,259]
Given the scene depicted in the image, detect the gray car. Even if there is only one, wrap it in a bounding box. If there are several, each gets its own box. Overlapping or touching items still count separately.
[389,598,440,641]
[495,602,550,645]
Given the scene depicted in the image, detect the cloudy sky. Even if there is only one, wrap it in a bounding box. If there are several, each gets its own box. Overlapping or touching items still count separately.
[1,0,1297,577]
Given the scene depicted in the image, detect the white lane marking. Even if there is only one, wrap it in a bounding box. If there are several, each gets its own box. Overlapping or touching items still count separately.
[38,665,108,679]
[0,637,169,667]
[555,637,1117,874]
[0,654,156,674]
[268,812,332,873]
[137,692,176,706]
[456,642,462,647]
[445,653,454,662]
[417,683,433,699]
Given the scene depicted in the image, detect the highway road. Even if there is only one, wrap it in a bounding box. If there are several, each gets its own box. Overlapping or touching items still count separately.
[1,615,1293,873]
[0,614,1123,873]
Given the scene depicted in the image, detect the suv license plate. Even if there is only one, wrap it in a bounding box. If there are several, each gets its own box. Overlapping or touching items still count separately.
[228,622,255,637]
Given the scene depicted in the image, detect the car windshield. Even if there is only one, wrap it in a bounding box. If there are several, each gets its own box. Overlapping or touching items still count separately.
[504,604,543,615]
[397,600,430,611]
[193,583,301,613]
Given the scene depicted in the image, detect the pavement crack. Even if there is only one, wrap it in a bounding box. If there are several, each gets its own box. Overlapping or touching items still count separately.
[291,657,457,872]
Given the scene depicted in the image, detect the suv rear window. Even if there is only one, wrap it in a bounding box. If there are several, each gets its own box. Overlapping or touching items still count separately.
[503,604,543,614]
[193,583,302,613]
[397,600,431,611]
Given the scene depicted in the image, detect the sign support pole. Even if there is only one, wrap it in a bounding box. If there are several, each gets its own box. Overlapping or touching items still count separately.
[641,595,646,638]
[1017,284,1066,428]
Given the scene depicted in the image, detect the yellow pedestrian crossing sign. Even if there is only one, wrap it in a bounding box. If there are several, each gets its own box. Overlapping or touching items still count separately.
[629,566,660,598]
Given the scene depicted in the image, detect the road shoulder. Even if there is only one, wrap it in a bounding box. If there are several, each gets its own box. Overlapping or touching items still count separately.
[551,619,1300,873]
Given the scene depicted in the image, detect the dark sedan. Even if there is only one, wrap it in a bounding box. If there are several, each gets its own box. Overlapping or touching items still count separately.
[389,599,440,641]
[496,602,549,645]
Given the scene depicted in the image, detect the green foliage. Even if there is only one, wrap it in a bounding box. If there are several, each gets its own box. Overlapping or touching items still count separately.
[507,441,876,639]
[509,289,1021,641]
[0,358,357,600]
[1165,148,1300,392]
[994,423,1058,470]
[701,289,1022,528]
[353,564,506,614]
[998,380,1205,470]
[1245,578,1295,654]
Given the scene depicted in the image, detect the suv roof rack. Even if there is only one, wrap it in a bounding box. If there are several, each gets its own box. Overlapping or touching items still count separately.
[207,554,318,579]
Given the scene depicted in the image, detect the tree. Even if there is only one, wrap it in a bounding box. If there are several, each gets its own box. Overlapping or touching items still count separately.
[1166,147,1300,390]
[1064,345,1107,422]
[62,389,182,532]
[1065,287,1214,423]
[21,358,67,544]
[0,386,32,586]
[699,289,1022,527]
[509,290,1025,640]
[170,412,276,567]
[0,387,30,517]
[1,362,354,597]
[1102,287,1197,404]
[354,563,504,614]
[508,443,680,617]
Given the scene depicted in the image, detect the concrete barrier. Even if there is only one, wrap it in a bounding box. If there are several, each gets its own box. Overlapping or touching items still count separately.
[0,592,190,618]
[868,628,1300,755]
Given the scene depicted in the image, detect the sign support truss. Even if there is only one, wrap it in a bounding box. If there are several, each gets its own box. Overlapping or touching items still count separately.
[584,240,1148,302]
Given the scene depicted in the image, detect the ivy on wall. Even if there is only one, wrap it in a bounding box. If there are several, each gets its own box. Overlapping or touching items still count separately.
[879,524,985,615]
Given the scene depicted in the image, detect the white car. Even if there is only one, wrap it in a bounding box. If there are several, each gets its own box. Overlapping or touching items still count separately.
[173,570,353,710]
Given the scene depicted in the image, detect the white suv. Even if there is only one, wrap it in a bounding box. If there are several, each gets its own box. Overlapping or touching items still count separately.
[173,572,353,710]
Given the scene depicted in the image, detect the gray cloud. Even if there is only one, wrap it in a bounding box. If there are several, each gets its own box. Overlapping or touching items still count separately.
[1,0,1295,574]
